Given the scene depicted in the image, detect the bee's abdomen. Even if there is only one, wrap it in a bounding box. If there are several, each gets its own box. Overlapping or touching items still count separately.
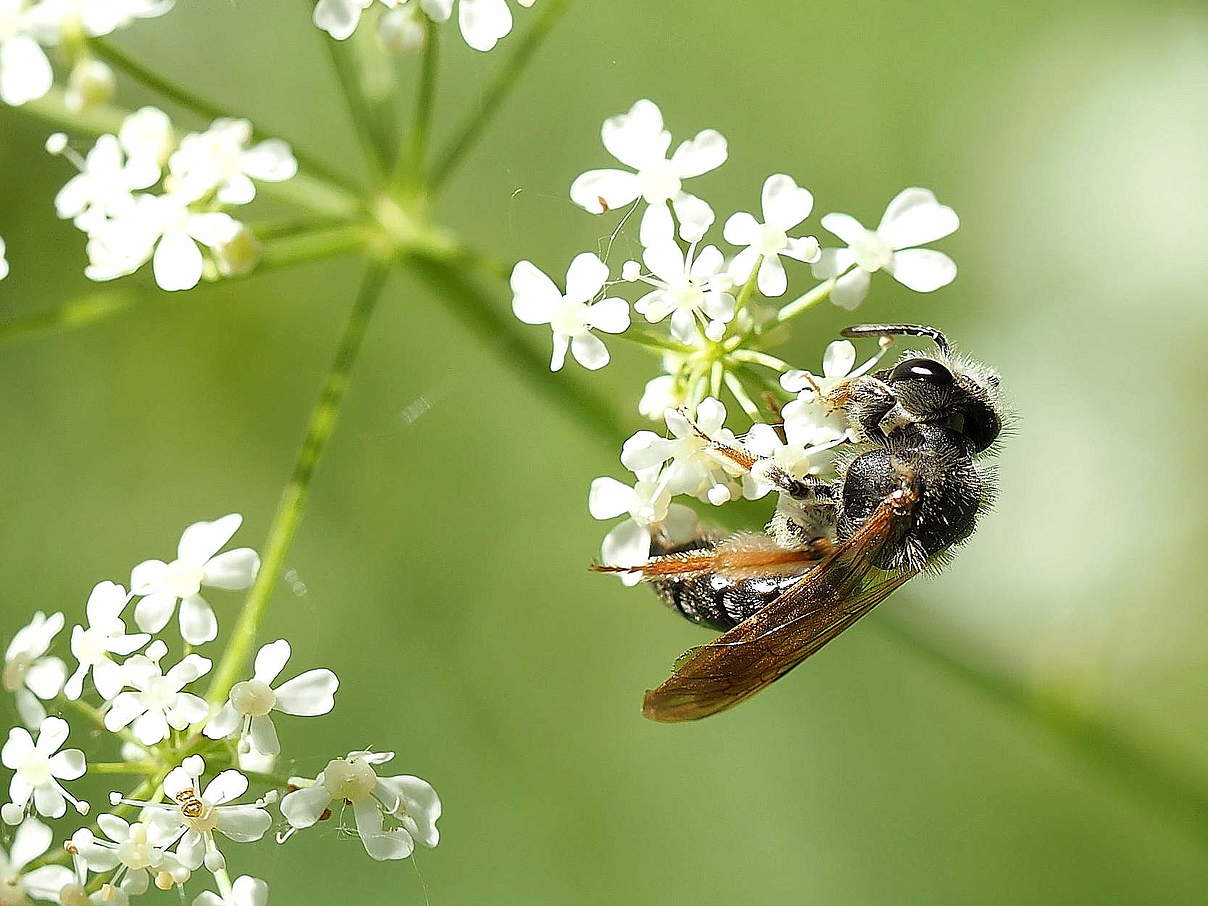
[652,572,804,631]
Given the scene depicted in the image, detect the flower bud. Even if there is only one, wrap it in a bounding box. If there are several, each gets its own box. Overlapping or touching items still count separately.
[65,59,116,113]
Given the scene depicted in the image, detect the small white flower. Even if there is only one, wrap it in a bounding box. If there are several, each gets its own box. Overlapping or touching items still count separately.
[115,757,272,874]
[193,876,269,906]
[0,816,74,903]
[104,653,211,745]
[421,0,535,52]
[637,371,681,421]
[3,611,66,729]
[0,235,9,280]
[131,513,260,644]
[620,397,744,503]
[510,253,629,371]
[1,716,88,824]
[723,174,821,298]
[203,639,338,755]
[812,187,959,309]
[739,423,845,500]
[589,470,696,585]
[64,55,114,112]
[64,581,149,702]
[0,3,52,107]
[52,132,161,232]
[166,118,297,205]
[280,750,440,861]
[634,240,735,344]
[570,99,727,245]
[780,339,888,446]
[70,817,186,901]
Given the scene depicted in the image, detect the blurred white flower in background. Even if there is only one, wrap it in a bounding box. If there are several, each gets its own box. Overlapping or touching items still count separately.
[204,639,339,756]
[0,2,53,106]
[813,187,959,309]
[0,235,8,279]
[724,174,822,297]
[167,119,297,205]
[2,611,66,729]
[280,750,441,861]
[63,580,149,702]
[131,513,260,644]
[510,252,630,371]
[1,716,88,824]
[0,816,75,903]
[570,99,727,245]
[104,652,211,745]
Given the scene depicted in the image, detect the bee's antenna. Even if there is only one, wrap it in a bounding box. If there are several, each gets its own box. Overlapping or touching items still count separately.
[841,324,950,355]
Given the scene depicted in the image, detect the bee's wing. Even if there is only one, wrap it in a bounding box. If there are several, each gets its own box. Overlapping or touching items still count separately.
[642,503,918,723]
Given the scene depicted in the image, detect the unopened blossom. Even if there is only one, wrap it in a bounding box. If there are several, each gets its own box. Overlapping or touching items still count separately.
[63,580,149,702]
[634,240,735,343]
[131,513,260,644]
[104,652,211,745]
[0,3,52,107]
[589,470,697,584]
[280,750,441,861]
[812,187,959,309]
[570,99,727,245]
[166,118,297,205]
[64,55,114,111]
[620,397,744,504]
[204,639,338,755]
[0,235,7,279]
[193,875,268,906]
[3,611,66,729]
[511,253,629,371]
[1,716,88,825]
[117,757,272,873]
[0,816,74,904]
[780,339,889,446]
[724,174,821,297]
[70,817,188,902]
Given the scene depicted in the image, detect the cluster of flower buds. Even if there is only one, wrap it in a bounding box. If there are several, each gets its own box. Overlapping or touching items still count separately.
[1,514,440,905]
[508,99,961,572]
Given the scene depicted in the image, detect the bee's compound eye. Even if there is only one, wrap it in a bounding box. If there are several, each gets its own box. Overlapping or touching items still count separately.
[889,358,953,385]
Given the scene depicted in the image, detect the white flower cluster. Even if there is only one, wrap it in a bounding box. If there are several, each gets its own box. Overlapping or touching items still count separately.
[0,0,171,108]
[1,513,441,905]
[48,106,297,291]
[509,99,960,572]
[313,0,536,53]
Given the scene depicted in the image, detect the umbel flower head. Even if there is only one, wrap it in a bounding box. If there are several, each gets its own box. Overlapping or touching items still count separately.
[204,639,339,756]
[1,716,88,825]
[131,513,260,644]
[280,750,441,861]
[3,610,66,729]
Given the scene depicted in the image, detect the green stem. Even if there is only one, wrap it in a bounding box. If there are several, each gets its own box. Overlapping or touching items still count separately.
[613,326,694,356]
[321,32,392,180]
[429,0,574,192]
[394,16,440,198]
[258,222,372,271]
[88,761,159,774]
[733,262,761,316]
[88,37,357,193]
[59,696,150,753]
[723,371,761,421]
[776,277,835,323]
[205,261,391,706]
[0,290,135,344]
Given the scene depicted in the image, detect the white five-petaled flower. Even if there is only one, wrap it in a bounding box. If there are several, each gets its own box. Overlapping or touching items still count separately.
[166,118,297,205]
[64,581,149,702]
[0,816,74,904]
[633,240,736,343]
[203,639,338,756]
[510,253,630,371]
[780,339,889,446]
[112,757,272,874]
[131,513,260,644]
[723,174,821,298]
[280,750,441,861]
[0,1,52,107]
[620,397,744,505]
[589,470,697,585]
[104,652,211,745]
[70,817,187,902]
[52,132,161,233]
[1,716,88,825]
[3,611,66,729]
[193,875,269,906]
[0,235,8,280]
[570,99,727,246]
[812,187,959,309]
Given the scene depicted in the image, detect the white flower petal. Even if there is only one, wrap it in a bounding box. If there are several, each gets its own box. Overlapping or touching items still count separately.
[130,559,167,595]
[132,708,169,745]
[203,702,241,740]
[312,0,371,39]
[179,595,218,645]
[458,0,513,51]
[133,592,176,634]
[670,129,727,178]
[104,693,146,732]
[32,784,65,819]
[570,332,609,370]
[811,246,856,280]
[722,211,758,246]
[178,514,242,563]
[887,248,957,292]
[588,477,635,520]
[586,297,629,334]
[354,798,414,860]
[24,658,66,700]
[253,639,292,685]
[830,267,871,310]
[86,581,128,625]
[9,815,52,870]
[152,231,204,292]
[600,518,650,569]
[823,340,857,378]
[203,770,248,807]
[564,252,608,303]
[639,202,675,249]
[569,169,641,214]
[273,669,339,716]
[670,192,714,242]
[49,749,86,781]
[15,690,45,729]
[601,99,668,170]
[419,0,453,21]
[241,140,298,182]
[549,332,569,371]
[756,254,787,297]
[510,260,561,324]
[35,717,69,755]
[281,785,331,829]
[22,865,74,900]
[876,187,959,250]
[641,240,683,282]
[0,37,53,106]
[761,174,813,231]
[231,876,270,906]
[202,548,259,590]
[92,658,125,700]
[819,212,868,246]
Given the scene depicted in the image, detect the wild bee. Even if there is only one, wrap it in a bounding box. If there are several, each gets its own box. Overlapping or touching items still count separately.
[595,324,1006,722]
[174,787,206,819]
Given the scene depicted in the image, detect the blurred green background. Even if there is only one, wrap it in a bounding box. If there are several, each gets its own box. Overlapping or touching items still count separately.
[4,0,1208,902]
